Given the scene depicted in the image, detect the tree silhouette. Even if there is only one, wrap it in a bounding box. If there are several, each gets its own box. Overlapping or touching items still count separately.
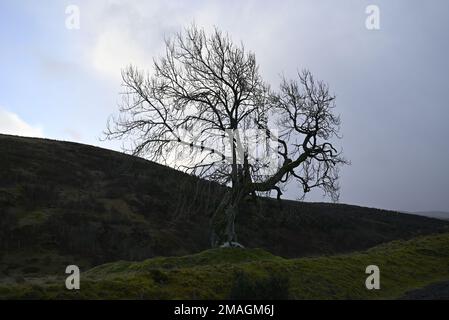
[105,25,347,247]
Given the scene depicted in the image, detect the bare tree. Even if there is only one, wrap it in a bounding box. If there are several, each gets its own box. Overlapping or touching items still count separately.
[105,25,348,247]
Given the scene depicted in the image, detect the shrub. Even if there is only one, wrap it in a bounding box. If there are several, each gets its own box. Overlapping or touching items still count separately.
[229,271,290,300]
[149,269,169,284]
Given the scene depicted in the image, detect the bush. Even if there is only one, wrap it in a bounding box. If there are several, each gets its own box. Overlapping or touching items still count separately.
[229,271,290,300]
[149,269,169,284]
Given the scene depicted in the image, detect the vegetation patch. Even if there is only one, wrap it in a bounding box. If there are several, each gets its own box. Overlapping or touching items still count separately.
[1,233,448,299]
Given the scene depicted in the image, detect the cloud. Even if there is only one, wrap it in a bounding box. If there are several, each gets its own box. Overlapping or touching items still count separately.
[91,28,151,79]
[82,1,189,80]
[0,107,44,138]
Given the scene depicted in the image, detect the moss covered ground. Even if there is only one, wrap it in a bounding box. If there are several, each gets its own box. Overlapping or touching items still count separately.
[1,232,449,299]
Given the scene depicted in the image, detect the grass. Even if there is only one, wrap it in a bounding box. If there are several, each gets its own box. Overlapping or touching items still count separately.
[1,232,449,299]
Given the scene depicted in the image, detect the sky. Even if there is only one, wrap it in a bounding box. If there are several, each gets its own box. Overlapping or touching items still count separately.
[1,0,448,212]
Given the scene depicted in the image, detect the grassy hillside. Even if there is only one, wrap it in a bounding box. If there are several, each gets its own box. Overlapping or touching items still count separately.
[1,232,449,299]
[1,133,448,281]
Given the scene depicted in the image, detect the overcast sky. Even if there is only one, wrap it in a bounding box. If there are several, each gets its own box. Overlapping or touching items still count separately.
[1,0,448,212]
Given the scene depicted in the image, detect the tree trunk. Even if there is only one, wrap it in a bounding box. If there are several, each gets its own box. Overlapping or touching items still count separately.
[209,191,243,247]
[209,127,245,247]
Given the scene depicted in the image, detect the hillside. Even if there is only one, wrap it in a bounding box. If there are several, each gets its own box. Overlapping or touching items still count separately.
[1,133,448,281]
[409,211,449,221]
[1,232,449,299]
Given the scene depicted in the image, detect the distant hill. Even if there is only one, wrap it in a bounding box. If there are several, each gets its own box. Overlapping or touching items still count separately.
[408,211,449,221]
[1,133,448,280]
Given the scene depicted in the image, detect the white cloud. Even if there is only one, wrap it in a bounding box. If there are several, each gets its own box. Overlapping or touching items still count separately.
[0,108,44,138]
[91,28,151,79]
[82,1,188,80]
[78,0,309,85]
